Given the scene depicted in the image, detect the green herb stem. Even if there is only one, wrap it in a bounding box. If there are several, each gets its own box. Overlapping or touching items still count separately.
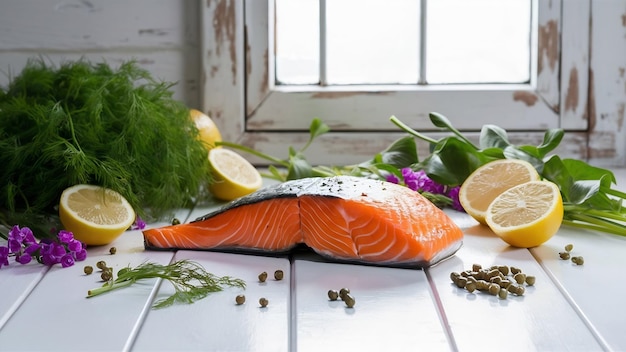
[389,115,438,144]
[563,211,626,236]
[217,141,289,167]
[86,260,246,309]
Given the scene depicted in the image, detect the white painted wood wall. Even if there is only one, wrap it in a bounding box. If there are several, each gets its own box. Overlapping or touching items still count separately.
[1,0,625,168]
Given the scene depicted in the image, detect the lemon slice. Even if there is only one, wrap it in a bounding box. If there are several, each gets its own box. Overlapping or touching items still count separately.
[59,184,136,246]
[190,108,222,151]
[208,148,263,201]
[459,159,540,224]
[485,180,563,248]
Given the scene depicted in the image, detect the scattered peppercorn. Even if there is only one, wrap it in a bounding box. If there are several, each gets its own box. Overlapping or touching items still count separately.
[259,297,269,308]
[343,293,356,308]
[559,252,571,260]
[565,243,573,252]
[274,269,284,281]
[172,218,181,225]
[96,260,107,270]
[101,270,113,281]
[235,294,246,305]
[258,271,268,282]
[328,289,339,301]
[339,288,350,301]
[84,266,93,275]
[109,247,117,255]
[571,256,584,265]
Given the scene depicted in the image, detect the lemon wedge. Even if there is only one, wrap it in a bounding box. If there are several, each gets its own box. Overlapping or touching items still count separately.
[59,184,136,246]
[208,148,263,201]
[459,159,540,224]
[485,180,563,248]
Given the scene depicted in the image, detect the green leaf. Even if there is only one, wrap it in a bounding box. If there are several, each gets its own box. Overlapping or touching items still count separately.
[420,137,491,186]
[537,128,564,157]
[361,136,419,168]
[287,153,314,180]
[479,124,510,149]
[568,180,601,205]
[309,117,330,140]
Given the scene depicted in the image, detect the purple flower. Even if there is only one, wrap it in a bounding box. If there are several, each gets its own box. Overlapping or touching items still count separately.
[67,239,83,252]
[8,238,22,253]
[21,227,36,245]
[73,248,88,261]
[52,243,67,258]
[41,252,58,266]
[60,253,75,268]
[447,186,465,212]
[16,253,32,265]
[0,246,9,268]
[386,174,400,184]
[57,230,74,244]
[8,225,24,242]
[25,243,40,256]
[132,216,146,230]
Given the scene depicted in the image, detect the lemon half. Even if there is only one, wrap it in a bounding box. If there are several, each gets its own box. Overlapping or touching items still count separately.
[459,159,540,224]
[485,180,563,248]
[208,148,263,201]
[59,184,136,246]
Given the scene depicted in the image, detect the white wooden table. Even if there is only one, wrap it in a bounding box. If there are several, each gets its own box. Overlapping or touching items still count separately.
[1,170,625,352]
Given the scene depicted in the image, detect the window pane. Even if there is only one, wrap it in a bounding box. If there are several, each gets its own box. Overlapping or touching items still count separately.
[275,0,319,85]
[427,0,531,84]
[326,0,419,85]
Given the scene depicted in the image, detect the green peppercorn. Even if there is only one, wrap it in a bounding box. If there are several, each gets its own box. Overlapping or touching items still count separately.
[572,256,584,265]
[172,218,181,225]
[450,271,461,282]
[258,271,268,282]
[101,270,113,281]
[564,243,574,252]
[84,266,93,275]
[109,247,117,255]
[559,252,570,260]
[471,263,482,272]
[455,276,468,288]
[510,266,522,275]
[343,293,356,308]
[328,289,339,301]
[235,294,246,305]
[339,288,350,300]
[513,273,526,285]
[498,288,508,299]
[525,275,536,286]
[488,283,500,295]
[274,269,284,281]
[96,260,107,270]
[497,265,510,276]
[465,282,476,293]
[259,297,269,307]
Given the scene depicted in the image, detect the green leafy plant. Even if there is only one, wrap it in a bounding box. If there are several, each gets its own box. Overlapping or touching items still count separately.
[391,113,626,236]
[0,58,212,236]
[87,260,245,309]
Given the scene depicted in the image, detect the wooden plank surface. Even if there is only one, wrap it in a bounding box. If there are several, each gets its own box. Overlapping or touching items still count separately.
[131,251,291,352]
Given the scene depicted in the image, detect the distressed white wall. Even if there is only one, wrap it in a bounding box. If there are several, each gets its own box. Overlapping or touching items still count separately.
[0,0,201,107]
[1,0,625,168]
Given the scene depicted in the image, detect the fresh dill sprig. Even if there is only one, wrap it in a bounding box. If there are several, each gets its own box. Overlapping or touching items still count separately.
[87,259,246,309]
[0,58,212,236]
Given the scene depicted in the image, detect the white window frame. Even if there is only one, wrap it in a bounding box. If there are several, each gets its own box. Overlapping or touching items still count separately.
[201,0,592,166]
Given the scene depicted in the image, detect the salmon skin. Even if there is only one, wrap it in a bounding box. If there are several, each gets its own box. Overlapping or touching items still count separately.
[143,176,464,268]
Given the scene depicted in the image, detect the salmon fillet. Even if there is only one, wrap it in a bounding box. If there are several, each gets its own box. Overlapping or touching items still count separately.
[143,176,464,267]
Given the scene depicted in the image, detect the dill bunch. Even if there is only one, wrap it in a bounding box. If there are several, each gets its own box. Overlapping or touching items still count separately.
[0,58,211,234]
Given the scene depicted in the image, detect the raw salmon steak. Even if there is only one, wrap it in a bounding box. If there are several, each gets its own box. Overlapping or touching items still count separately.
[143,176,464,267]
